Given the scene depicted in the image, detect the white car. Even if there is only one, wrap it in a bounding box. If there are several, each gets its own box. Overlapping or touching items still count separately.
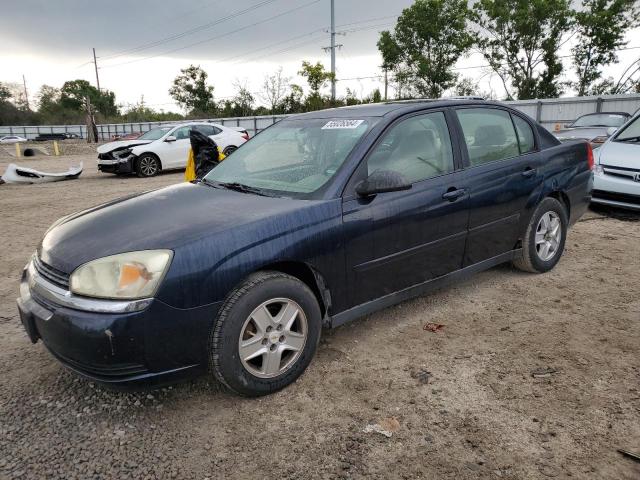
[592,112,640,211]
[97,122,248,177]
[0,135,28,144]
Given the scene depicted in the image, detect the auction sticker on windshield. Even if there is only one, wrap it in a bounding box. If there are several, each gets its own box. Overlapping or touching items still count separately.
[322,120,365,129]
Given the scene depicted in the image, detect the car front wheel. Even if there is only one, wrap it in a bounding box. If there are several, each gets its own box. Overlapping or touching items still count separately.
[209,271,321,396]
[513,197,568,273]
[135,154,160,177]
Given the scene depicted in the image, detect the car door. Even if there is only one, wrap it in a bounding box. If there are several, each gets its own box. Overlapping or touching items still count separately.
[342,110,469,307]
[161,126,192,169]
[452,107,545,266]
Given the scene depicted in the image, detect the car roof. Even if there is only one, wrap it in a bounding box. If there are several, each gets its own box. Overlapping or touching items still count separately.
[288,99,510,120]
[577,111,631,117]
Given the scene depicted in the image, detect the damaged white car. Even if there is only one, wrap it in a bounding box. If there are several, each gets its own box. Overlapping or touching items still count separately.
[97,122,248,178]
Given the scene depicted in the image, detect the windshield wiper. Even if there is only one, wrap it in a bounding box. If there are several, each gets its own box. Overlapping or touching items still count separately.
[616,136,640,143]
[215,181,272,197]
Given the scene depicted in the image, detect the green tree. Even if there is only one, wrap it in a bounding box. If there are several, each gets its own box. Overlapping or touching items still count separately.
[473,0,572,100]
[377,0,473,98]
[298,61,334,110]
[169,65,216,115]
[59,80,119,117]
[280,84,305,114]
[572,0,639,96]
[0,83,10,102]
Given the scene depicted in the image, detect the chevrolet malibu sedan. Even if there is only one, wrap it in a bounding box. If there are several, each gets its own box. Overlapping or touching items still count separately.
[18,100,593,396]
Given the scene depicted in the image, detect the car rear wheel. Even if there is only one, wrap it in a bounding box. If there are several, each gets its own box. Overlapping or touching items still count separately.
[209,271,321,396]
[135,154,160,177]
[223,145,237,156]
[513,197,568,273]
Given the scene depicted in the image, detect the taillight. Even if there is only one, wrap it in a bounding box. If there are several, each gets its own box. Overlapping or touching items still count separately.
[586,142,594,170]
[241,133,250,141]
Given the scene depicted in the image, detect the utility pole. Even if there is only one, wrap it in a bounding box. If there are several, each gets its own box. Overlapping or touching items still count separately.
[384,68,388,101]
[22,75,30,110]
[322,1,342,102]
[330,0,336,102]
[93,48,101,91]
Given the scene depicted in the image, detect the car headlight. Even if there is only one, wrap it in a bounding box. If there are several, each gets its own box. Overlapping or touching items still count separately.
[116,148,133,159]
[70,250,173,300]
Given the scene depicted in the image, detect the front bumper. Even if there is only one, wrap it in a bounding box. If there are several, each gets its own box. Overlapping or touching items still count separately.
[97,156,134,174]
[17,260,221,387]
[592,172,640,211]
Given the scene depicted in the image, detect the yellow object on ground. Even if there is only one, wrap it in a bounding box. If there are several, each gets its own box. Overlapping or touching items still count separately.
[184,147,226,182]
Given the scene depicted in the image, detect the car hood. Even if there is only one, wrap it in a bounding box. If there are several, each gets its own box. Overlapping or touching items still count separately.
[553,127,607,141]
[596,140,640,169]
[97,139,153,154]
[39,183,321,274]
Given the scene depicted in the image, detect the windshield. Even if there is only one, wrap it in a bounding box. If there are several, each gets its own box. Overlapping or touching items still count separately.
[204,118,374,196]
[138,127,173,140]
[572,114,627,128]
[614,115,640,142]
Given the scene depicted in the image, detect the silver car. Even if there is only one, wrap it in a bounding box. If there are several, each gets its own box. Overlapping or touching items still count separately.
[593,112,640,211]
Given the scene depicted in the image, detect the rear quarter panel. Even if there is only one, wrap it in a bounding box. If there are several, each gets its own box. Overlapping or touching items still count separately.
[529,141,592,228]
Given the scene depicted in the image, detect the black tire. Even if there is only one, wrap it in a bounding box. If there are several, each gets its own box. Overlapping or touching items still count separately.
[209,271,322,397]
[135,154,161,178]
[513,197,568,273]
[223,146,237,156]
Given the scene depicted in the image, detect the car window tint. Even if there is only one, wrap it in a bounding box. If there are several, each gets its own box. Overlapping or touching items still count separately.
[212,127,222,135]
[367,111,454,183]
[456,108,520,166]
[173,127,191,140]
[512,115,535,154]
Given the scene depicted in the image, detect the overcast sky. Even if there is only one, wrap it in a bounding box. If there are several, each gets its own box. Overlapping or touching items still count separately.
[1,0,638,113]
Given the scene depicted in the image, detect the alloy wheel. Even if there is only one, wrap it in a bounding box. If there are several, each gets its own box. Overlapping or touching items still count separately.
[535,211,562,261]
[139,156,158,176]
[238,298,308,379]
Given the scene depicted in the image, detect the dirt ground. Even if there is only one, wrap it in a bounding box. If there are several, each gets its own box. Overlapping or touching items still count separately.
[1,154,639,480]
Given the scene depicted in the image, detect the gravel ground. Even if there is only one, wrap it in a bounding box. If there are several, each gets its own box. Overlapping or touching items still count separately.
[1,155,639,480]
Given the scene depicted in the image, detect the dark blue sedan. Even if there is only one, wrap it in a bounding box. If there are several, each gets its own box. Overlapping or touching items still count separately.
[17,100,593,396]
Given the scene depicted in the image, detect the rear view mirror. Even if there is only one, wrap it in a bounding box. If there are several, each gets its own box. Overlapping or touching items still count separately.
[606,127,617,136]
[165,136,177,142]
[356,170,411,197]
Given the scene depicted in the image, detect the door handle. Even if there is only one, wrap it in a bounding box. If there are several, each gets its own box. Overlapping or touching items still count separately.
[521,167,536,178]
[442,188,466,201]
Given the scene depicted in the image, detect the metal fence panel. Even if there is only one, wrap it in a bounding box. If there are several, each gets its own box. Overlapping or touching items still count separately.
[2,94,639,139]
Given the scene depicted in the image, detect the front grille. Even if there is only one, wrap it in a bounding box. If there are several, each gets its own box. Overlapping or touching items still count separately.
[33,256,70,290]
[601,163,640,173]
[592,189,640,205]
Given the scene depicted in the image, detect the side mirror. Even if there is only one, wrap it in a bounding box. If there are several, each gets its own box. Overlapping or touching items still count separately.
[356,170,412,197]
[564,123,573,129]
[606,126,617,136]
[165,135,177,142]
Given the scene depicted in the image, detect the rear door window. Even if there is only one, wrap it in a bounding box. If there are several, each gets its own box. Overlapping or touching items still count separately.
[193,125,215,136]
[455,108,520,166]
[512,115,536,154]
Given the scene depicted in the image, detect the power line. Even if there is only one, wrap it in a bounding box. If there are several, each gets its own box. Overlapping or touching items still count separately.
[99,0,282,61]
[101,0,323,68]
